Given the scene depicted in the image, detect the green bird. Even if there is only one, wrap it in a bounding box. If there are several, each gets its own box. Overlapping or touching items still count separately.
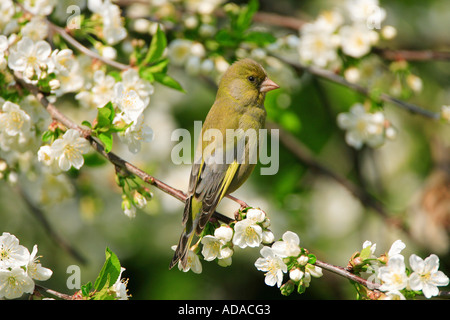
[170,58,279,269]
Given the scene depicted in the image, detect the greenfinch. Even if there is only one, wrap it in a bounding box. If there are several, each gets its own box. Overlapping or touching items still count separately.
[170,58,279,269]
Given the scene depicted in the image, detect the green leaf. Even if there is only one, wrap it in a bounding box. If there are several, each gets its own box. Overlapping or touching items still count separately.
[81,120,92,129]
[145,58,170,74]
[139,68,155,83]
[41,130,54,142]
[96,101,115,129]
[143,24,167,65]
[307,254,316,265]
[98,132,113,153]
[94,247,121,292]
[244,31,276,45]
[216,29,238,47]
[81,281,92,298]
[154,72,185,92]
[359,246,373,261]
[236,0,259,32]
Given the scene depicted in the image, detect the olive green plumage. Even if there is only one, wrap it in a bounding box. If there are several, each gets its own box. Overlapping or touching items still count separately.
[170,58,279,269]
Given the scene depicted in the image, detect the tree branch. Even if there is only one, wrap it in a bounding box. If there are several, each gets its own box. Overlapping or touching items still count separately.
[314,259,380,290]
[35,285,73,300]
[274,55,441,120]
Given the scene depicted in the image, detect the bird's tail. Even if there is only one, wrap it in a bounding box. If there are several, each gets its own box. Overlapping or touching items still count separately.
[169,229,195,269]
[169,196,200,269]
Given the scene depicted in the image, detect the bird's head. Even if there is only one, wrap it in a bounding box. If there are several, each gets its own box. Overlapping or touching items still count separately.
[218,58,279,106]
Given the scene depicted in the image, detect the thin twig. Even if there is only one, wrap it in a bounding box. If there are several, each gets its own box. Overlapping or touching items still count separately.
[374,48,450,62]
[274,55,441,120]
[35,285,73,300]
[47,23,130,71]
[315,259,380,290]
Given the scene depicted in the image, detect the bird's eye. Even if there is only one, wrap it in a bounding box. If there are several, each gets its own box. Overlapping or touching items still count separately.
[248,76,255,82]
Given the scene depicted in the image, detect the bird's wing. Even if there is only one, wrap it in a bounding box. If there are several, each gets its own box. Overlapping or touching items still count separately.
[182,137,243,235]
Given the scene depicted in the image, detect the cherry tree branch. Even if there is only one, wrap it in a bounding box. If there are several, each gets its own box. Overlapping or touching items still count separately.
[274,55,441,120]
[35,285,73,300]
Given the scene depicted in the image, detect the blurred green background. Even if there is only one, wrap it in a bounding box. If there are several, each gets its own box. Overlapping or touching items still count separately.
[1,0,450,299]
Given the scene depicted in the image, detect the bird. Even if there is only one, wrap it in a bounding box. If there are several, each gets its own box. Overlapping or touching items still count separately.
[170,58,279,269]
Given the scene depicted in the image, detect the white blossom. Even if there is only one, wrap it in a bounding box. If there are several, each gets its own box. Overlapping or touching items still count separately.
[361,240,377,259]
[214,225,233,243]
[387,240,406,259]
[337,103,392,149]
[378,255,408,292]
[201,226,234,263]
[100,1,127,45]
[254,246,287,287]
[246,208,266,223]
[118,68,154,108]
[168,39,194,66]
[185,0,225,15]
[0,35,7,69]
[23,0,56,16]
[116,114,154,154]
[314,10,344,33]
[346,0,386,28]
[305,263,323,278]
[92,70,116,107]
[21,16,49,41]
[49,129,91,171]
[113,83,146,124]
[27,245,53,281]
[51,49,78,76]
[51,49,84,96]
[0,232,29,269]
[201,236,222,262]
[0,267,35,299]
[271,231,301,258]
[232,218,263,249]
[289,268,304,282]
[0,101,32,139]
[406,74,423,93]
[0,1,15,33]
[408,254,449,299]
[171,246,202,274]
[110,267,130,300]
[122,199,136,218]
[381,26,397,40]
[8,37,52,83]
[298,21,340,68]
[339,23,379,58]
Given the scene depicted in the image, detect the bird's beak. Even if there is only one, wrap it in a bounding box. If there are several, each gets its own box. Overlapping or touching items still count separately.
[260,77,280,93]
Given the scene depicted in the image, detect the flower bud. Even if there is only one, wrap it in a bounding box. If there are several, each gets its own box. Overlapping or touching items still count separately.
[49,79,60,91]
[133,191,147,209]
[289,268,304,282]
[297,255,309,266]
[280,280,295,296]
